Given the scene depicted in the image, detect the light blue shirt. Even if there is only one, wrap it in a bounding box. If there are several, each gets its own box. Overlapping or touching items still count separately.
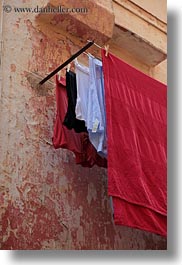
[87,57,107,157]
[74,56,107,158]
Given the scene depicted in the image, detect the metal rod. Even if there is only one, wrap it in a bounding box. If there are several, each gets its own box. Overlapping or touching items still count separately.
[39,40,94,85]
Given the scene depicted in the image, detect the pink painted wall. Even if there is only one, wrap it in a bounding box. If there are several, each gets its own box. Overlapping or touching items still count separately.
[0,0,167,249]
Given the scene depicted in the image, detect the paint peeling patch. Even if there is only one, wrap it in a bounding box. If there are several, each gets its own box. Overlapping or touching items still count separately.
[87,182,97,204]
[10,64,16,72]
[14,18,21,29]
[1,201,66,250]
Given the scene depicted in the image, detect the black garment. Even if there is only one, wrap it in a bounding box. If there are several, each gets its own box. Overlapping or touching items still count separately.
[63,71,87,133]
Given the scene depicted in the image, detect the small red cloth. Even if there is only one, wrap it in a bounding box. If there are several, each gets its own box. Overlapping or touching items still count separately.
[102,50,167,236]
[53,75,107,168]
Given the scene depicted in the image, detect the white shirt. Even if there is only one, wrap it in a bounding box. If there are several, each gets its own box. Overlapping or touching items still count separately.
[75,59,89,122]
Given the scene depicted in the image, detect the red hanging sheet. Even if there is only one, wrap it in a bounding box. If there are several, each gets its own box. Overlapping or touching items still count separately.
[102,50,167,236]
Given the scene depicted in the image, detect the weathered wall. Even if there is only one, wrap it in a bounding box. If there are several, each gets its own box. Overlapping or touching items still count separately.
[130,0,167,22]
[0,0,167,249]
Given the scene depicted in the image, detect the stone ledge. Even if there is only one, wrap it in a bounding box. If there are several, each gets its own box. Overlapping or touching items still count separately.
[112,0,167,66]
[36,0,167,67]
[36,0,115,45]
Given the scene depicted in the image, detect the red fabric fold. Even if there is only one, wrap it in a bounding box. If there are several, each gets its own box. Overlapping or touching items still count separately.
[52,75,107,168]
[102,50,167,236]
[113,197,167,237]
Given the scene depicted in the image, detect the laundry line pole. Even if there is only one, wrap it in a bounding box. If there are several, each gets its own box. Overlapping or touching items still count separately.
[39,40,94,85]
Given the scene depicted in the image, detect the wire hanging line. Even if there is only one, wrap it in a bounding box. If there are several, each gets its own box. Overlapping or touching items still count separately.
[39,40,95,85]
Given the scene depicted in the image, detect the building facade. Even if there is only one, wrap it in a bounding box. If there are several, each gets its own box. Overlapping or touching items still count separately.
[0,0,167,249]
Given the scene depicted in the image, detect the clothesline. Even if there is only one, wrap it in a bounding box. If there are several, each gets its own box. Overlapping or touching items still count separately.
[39,40,109,85]
[39,40,94,85]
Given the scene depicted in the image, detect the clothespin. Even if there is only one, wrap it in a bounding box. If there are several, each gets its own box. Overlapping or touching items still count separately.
[67,63,71,72]
[104,45,109,57]
[58,70,61,81]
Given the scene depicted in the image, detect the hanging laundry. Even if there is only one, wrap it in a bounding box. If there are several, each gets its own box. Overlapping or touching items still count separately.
[75,58,90,122]
[52,75,107,168]
[102,50,167,236]
[75,57,107,157]
[87,56,107,158]
[53,76,82,156]
[63,71,87,133]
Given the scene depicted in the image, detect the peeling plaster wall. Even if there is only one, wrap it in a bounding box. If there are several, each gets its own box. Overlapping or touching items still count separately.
[0,0,167,249]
